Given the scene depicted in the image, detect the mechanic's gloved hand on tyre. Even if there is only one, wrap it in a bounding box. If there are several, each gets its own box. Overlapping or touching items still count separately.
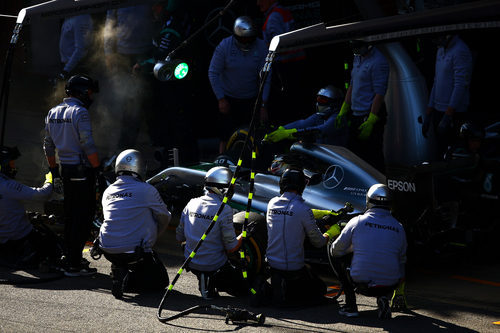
[324,224,341,240]
[312,209,338,219]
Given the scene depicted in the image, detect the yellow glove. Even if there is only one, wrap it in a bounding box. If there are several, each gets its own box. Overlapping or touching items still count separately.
[44,171,53,185]
[324,224,341,240]
[358,112,379,140]
[264,126,297,143]
[312,209,338,219]
[263,126,283,142]
[335,102,350,128]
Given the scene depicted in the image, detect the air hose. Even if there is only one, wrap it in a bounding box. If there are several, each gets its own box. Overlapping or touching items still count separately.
[156,47,275,324]
[160,304,265,325]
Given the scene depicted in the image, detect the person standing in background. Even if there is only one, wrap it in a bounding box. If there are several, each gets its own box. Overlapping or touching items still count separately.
[335,41,390,173]
[56,14,94,81]
[208,16,270,154]
[257,0,308,125]
[422,34,473,159]
[103,5,154,150]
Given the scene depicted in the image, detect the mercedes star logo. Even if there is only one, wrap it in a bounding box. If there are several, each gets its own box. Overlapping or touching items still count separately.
[323,165,344,189]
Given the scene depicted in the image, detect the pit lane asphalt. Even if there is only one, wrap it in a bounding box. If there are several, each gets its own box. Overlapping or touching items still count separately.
[1,225,499,333]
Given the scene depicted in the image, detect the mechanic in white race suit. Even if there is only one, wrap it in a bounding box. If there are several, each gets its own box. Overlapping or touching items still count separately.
[176,166,247,300]
[0,146,60,267]
[262,168,340,307]
[329,184,407,320]
[99,149,171,299]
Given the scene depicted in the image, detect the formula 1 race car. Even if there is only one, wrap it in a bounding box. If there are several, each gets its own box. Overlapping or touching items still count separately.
[142,134,383,277]
[145,118,500,272]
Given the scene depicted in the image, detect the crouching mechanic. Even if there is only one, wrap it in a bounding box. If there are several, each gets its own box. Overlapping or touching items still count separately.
[257,168,340,307]
[176,166,247,300]
[0,146,61,267]
[98,149,171,299]
[329,184,407,319]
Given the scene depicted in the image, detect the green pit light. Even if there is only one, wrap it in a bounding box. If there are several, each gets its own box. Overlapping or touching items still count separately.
[174,62,189,79]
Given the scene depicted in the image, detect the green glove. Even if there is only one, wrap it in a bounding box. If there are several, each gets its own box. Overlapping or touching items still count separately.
[265,126,297,143]
[324,224,341,240]
[335,102,350,128]
[312,209,338,219]
[357,112,379,140]
[44,171,53,185]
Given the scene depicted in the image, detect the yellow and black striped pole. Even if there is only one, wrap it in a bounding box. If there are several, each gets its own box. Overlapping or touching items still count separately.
[238,146,258,296]
[157,51,276,323]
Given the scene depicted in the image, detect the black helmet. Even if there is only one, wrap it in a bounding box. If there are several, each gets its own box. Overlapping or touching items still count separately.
[459,122,485,141]
[65,74,99,107]
[233,16,257,51]
[0,146,20,178]
[350,40,372,56]
[279,168,306,194]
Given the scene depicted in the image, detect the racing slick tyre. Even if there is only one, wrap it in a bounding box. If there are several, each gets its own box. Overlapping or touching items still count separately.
[232,211,267,281]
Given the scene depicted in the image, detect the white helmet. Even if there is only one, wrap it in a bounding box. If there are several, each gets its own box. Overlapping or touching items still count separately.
[316,85,344,118]
[366,184,392,210]
[115,149,146,180]
[204,166,232,196]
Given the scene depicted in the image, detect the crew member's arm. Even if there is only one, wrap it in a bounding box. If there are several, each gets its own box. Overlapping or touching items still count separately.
[447,44,473,116]
[43,117,57,170]
[149,187,172,236]
[302,208,328,248]
[42,119,61,181]
[175,205,188,243]
[208,40,229,114]
[330,217,357,257]
[1,177,53,202]
[220,208,241,253]
[369,53,390,117]
[370,93,385,117]
[76,108,100,168]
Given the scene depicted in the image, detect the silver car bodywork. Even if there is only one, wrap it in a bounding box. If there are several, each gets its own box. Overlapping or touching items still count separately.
[147,142,385,215]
